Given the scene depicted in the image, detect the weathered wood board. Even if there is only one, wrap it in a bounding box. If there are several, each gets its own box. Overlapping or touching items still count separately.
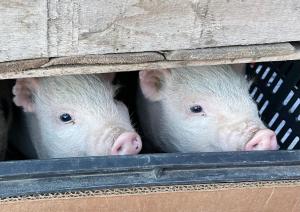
[1,0,300,62]
[0,42,299,79]
[0,1,48,62]
[0,42,298,79]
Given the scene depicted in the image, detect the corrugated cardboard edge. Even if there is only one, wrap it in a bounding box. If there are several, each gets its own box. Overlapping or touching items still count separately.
[1,180,300,204]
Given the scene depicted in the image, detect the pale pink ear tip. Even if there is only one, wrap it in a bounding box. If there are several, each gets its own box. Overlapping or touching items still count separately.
[139,70,147,80]
[12,78,37,113]
[12,86,17,95]
[12,96,33,113]
[12,96,19,106]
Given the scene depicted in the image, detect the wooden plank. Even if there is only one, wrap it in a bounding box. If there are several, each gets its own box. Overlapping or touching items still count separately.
[47,0,300,57]
[1,1,300,62]
[0,58,49,75]
[0,1,48,62]
[42,52,164,67]
[42,43,295,68]
[47,0,79,56]
[1,43,300,79]
[165,43,296,61]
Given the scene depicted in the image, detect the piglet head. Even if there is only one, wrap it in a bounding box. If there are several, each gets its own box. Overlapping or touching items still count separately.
[138,66,278,152]
[13,74,142,158]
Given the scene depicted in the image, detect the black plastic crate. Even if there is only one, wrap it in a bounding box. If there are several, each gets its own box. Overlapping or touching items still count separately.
[247,61,300,150]
[0,151,300,198]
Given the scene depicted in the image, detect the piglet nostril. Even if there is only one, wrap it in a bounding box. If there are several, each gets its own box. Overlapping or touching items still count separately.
[117,146,122,152]
[244,129,278,151]
[133,139,140,150]
[111,132,142,155]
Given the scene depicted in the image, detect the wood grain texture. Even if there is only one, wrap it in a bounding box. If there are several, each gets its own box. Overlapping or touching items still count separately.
[1,0,300,62]
[42,52,164,67]
[0,1,48,62]
[1,43,300,79]
[164,43,296,61]
[48,0,300,57]
[0,58,49,74]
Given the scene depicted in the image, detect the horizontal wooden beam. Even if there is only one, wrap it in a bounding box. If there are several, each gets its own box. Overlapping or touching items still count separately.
[0,43,299,79]
[1,1,300,62]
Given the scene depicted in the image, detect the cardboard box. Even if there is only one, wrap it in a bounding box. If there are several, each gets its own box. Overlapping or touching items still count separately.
[0,151,300,211]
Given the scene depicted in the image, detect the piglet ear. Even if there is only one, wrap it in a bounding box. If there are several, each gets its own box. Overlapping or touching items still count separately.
[230,64,246,75]
[139,69,170,102]
[101,73,116,82]
[12,78,39,113]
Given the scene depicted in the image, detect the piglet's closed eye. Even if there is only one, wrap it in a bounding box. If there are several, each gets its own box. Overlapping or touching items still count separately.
[12,78,39,113]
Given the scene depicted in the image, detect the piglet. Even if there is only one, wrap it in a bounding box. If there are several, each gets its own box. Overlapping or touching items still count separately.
[12,74,142,159]
[137,65,278,152]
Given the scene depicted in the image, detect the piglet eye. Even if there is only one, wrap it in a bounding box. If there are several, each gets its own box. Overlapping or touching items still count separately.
[190,105,203,113]
[59,113,73,123]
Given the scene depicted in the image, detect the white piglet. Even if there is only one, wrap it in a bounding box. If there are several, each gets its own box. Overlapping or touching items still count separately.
[12,74,142,159]
[137,65,279,152]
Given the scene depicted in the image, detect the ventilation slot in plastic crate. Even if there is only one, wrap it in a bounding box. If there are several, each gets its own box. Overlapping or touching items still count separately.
[247,61,300,150]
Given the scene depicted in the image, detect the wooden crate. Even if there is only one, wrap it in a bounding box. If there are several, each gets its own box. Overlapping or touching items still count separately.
[0,1,300,79]
[1,1,300,211]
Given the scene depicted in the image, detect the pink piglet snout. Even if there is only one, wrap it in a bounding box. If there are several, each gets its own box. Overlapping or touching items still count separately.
[111,132,142,155]
[244,129,279,151]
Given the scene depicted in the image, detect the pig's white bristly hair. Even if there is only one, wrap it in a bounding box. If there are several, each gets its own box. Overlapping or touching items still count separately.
[166,65,262,128]
[165,65,256,114]
[137,64,268,152]
[24,73,135,158]
[168,65,250,98]
[33,74,121,117]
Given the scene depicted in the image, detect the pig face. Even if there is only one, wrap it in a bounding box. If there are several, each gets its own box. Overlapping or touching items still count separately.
[13,74,142,159]
[138,65,278,152]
